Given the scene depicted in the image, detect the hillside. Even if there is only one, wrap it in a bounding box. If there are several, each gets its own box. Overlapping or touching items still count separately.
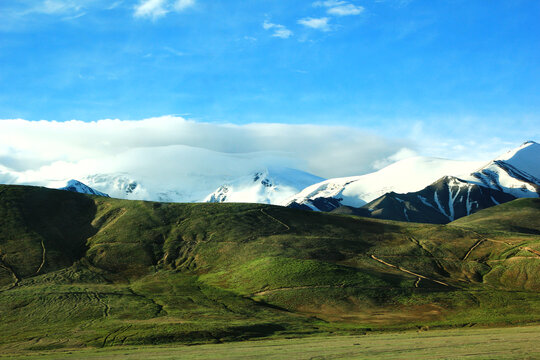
[0,184,539,351]
[450,198,540,234]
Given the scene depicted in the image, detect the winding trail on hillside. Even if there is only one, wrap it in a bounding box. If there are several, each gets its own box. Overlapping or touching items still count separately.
[521,247,540,257]
[370,255,450,287]
[260,208,290,231]
[463,231,540,259]
[463,239,486,260]
[0,245,20,290]
[35,240,47,275]
[0,257,20,290]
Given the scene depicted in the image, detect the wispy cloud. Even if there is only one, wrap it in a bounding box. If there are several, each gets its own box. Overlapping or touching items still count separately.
[134,0,168,19]
[106,1,124,10]
[13,0,94,16]
[163,46,185,57]
[263,21,293,39]
[134,0,195,19]
[173,0,195,11]
[38,0,84,14]
[297,17,331,31]
[0,0,123,28]
[313,1,364,16]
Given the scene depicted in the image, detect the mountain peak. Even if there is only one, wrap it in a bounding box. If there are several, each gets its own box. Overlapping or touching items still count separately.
[59,180,109,197]
[488,140,540,181]
[204,167,324,204]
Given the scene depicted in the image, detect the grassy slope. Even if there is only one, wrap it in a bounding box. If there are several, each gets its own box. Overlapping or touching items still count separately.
[0,184,539,351]
[450,198,540,234]
[449,197,540,292]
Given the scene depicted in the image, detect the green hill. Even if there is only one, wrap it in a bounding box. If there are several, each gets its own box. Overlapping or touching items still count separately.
[450,198,540,235]
[0,184,539,351]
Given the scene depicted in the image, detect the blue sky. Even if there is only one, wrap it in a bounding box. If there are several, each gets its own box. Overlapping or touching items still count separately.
[0,0,539,151]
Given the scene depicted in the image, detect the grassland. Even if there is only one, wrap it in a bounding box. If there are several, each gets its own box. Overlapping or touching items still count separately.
[3,325,540,359]
[0,185,539,356]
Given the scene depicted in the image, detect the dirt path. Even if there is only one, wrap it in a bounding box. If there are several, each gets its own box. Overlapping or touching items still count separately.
[35,240,47,275]
[462,239,486,260]
[260,208,290,231]
[521,247,540,257]
[0,249,20,290]
[465,231,540,259]
[370,255,450,287]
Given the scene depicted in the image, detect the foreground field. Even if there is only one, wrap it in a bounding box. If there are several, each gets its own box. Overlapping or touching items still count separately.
[3,325,539,360]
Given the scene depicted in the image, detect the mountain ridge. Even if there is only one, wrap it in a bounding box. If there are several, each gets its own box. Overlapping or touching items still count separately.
[290,141,539,223]
[204,167,324,204]
[59,179,110,197]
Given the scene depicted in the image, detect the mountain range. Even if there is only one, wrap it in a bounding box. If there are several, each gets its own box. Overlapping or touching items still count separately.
[57,141,540,224]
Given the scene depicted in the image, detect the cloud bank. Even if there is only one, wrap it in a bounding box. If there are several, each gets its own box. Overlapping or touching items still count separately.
[0,116,414,199]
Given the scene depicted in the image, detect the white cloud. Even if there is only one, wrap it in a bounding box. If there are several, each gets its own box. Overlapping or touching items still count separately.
[297,17,331,31]
[328,4,363,16]
[173,0,195,11]
[134,0,195,19]
[163,46,185,56]
[313,1,364,16]
[134,0,168,19]
[14,0,93,16]
[40,0,82,14]
[0,116,412,197]
[263,21,293,39]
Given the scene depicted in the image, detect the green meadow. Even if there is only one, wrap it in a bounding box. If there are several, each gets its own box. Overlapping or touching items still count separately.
[0,185,539,358]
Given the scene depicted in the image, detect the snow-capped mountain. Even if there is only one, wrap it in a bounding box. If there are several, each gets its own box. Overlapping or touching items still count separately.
[327,141,540,223]
[81,174,147,199]
[59,168,323,205]
[79,173,200,203]
[285,157,485,211]
[30,141,540,220]
[59,180,110,197]
[361,176,516,224]
[463,141,540,198]
[204,168,324,204]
